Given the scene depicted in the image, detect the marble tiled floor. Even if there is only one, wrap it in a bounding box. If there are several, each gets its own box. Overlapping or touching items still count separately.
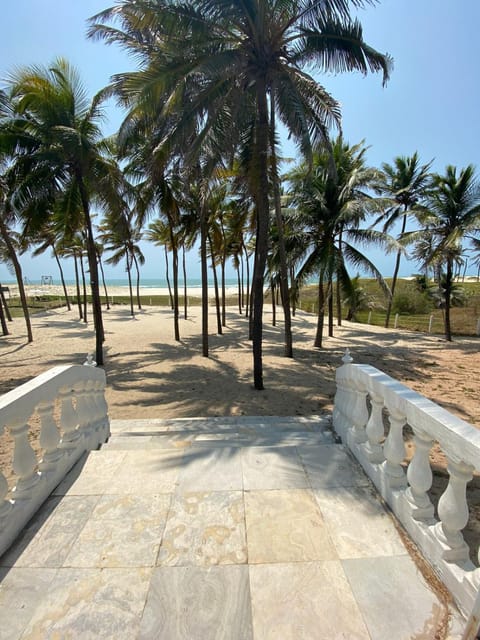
[0,416,465,639]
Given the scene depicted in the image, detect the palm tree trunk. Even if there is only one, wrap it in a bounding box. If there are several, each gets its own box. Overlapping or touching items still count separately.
[80,255,88,324]
[269,93,293,357]
[0,218,33,342]
[73,252,83,320]
[133,252,142,310]
[314,274,325,348]
[271,280,276,327]
[53,247,71,311]
[167,218,180,342]
[221,253,226,327]
[200,203,209,357]
[444,258,453,341]
[0,284,12,322]
[219,219,227,327]
[385,212,407,328]
[182,245,188,320]
[0,286,9,335]
[164,245,174,310]
[237,266,242,314]
[252,80,270,390]
[240,252,245,311]
[77,174,105,363]
[290,266,297,317]
[126,253,135,317]
[244,243,250,318]
[208,231,222,335]
[98,253,110,310]
[328,278,334,337]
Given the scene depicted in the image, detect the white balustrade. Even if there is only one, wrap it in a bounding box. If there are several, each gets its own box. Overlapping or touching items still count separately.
[0,364,109,556]
[333,350,480,619]
[382,407,407,488]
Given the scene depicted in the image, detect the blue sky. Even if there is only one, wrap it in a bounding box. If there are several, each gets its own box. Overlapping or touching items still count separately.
[1,0,479,282]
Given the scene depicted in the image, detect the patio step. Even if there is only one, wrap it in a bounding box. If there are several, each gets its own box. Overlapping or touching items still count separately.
[104,414,336,450]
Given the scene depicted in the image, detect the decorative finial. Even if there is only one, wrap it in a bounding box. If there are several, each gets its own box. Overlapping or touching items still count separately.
[84,353,97,367]
[342,348,353,364]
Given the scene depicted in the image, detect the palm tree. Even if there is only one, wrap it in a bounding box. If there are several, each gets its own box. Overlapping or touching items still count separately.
[2,59,126,364]
[375,153,432,327]
[89,0,392,390]
[99,211,144,316]
[407,165,480,341]
[287,137,390,346]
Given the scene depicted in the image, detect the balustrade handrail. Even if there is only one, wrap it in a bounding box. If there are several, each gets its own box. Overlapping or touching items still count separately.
[0,364,110,557]
[337,362,480,468]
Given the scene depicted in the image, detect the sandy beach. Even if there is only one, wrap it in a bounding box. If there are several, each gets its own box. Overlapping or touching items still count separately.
[0,291,479,426]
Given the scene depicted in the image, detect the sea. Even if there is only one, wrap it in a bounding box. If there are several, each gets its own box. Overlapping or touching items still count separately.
[1,277,240,289]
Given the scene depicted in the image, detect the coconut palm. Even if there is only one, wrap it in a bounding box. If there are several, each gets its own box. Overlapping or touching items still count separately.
[287,137,391,346]
[89,0,392,389]
[406,165,480,341]
[375,152,432,327]
[2,59,126,364]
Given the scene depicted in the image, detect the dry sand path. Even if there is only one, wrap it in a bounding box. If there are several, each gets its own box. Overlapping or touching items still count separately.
[0,302,478,426]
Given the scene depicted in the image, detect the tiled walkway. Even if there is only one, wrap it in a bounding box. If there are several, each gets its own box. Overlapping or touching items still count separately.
[0,416,464,639]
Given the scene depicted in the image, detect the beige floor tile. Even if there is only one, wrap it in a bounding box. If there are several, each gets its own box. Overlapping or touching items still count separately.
[298,444,370,488]
[242,447,308,490]
[177,446,243,491]
[19,568,152,640]
[158,491,246,566]
[1,496,99,568]
[313,485,408,558]
[249,561,370,639]
[62,494,171,568]
[139,565,253,639]
[245,490,337,563]
[342,555,447,639]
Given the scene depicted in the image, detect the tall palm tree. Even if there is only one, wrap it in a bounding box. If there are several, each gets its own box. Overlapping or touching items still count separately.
[2,59,125,364]
[407,165,480,341]
[287,137,391,346]
[375,152,432,327]
[89,0,391,390]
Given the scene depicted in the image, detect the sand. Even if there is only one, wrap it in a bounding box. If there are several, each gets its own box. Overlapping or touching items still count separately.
[1,288,478,426]
[1,294,479,563]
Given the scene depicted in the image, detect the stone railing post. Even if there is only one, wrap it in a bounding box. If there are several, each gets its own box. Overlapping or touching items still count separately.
[0,426,12,521]
[58,385,81,451]
[364,392,385,463]
[10,411,41,500]
[405,429,434,520]
[37,399,63,474]
[382,406,407,489]
[434,457,474,562]
[351,378,369,444]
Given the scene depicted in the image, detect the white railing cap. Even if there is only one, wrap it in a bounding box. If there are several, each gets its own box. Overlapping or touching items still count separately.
[0,365,106,428]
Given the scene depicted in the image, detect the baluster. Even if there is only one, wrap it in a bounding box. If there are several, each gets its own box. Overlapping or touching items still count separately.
[74,380,93,447]
[0,439,12,519]
[434,457,473,562]
[94,380,110,442]
[405,429,434,519]
[58,386,81,451]
[38,399,63,474]
[382,407,407,488]
[10,411,41,499]
[365,392,385,463]
[333,351,354,434]
[352,379,368,444]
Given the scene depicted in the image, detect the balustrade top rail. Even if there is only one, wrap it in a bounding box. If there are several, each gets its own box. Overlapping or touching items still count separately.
[337,360,480,469]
